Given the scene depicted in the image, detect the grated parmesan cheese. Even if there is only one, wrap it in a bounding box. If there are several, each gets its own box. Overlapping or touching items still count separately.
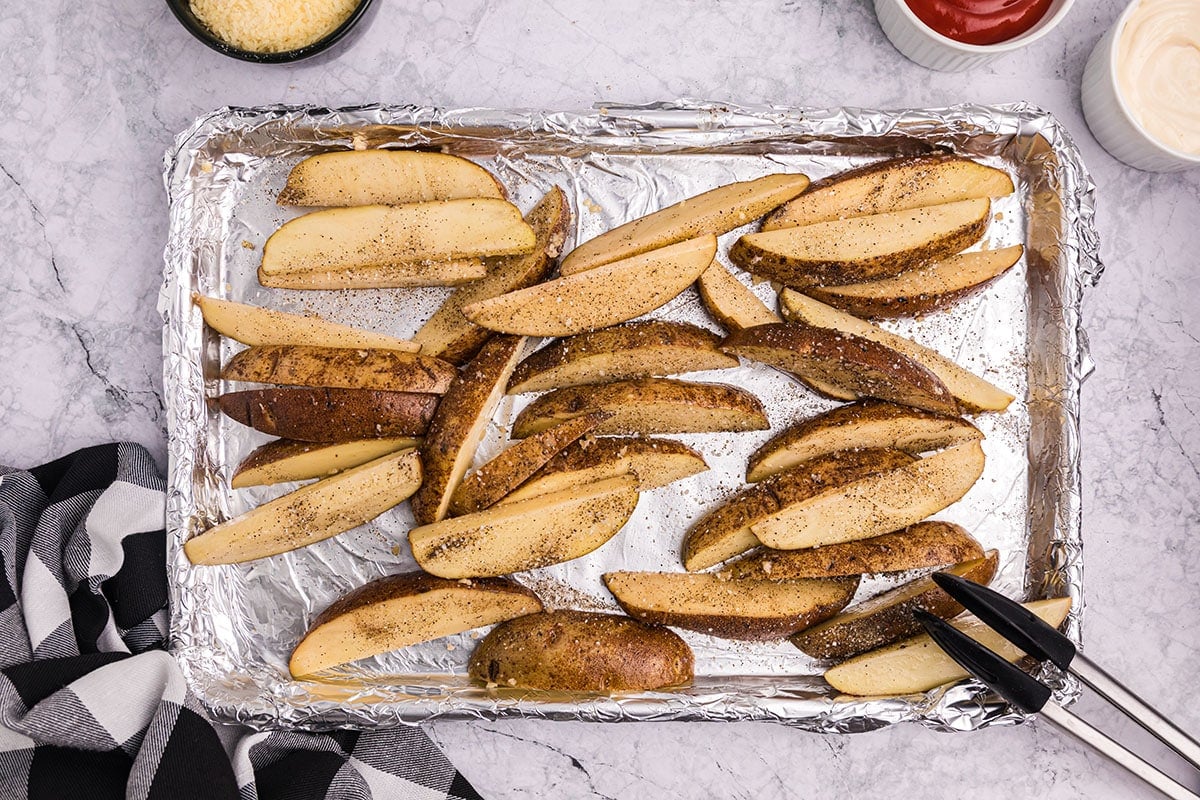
[190,0,358,53]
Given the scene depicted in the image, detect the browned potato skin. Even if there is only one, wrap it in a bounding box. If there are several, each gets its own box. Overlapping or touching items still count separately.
[468,610,694,691]
[531,436,707,488]
[218,388,438,442]
[221,345,458,394]
[722,521,985,580]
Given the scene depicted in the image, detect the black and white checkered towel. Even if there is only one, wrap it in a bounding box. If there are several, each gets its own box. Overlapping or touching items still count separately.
[0,443,482,799]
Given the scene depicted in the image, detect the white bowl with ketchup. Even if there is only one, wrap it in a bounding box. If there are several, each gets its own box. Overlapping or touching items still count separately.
[875,0,1076,71]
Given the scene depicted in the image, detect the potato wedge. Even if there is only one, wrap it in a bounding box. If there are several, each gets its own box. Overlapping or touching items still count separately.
[410,335,525,525]
[751,440,986,550]
[722,521,984,580]
[221,345,457,394]
[762,155,1014,230]
[468,610,693,691]
[230,436,420,488]
[501,436,708,504]
[682,448,916,572]
[410,475,639,578]
[218,387,438,442]
[791,550,999,660]
[731,198,990,288]
[511,378,768,438]
[277,150,505,207]
[184,449,421,565]
[779,290,1014,412]
[507,321,738,395]
[824,597,1072,696]
[805,246,1023,319]
[560,173,810,274]
[289,573,540,678]
[722,322,958,415]
[414,187,570,364]
[193,294,419,352]
[461,235,717,337]
[604,571,859,641]
[447,412,610,516]
[258,259,486,290]
[696,262,781,332]
[745,400,982,482]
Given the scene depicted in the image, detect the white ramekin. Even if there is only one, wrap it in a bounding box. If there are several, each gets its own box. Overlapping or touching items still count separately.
[1081,0,1200,172]
[874,0,1077,72]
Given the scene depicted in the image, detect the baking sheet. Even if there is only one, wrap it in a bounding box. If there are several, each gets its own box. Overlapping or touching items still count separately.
[161,102,1099,731]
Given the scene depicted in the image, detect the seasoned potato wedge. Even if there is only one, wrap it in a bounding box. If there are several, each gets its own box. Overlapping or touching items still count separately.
[560,173,810,274]
[259,259,486,290]
[221,345,457,394]
[604,571,859,641]
[745,400,982,482]
[289,573,540,678]
[507,321,738,395]
[682,448,916,572]
[751,440,986,550]
[414,187,570,364]
[231,436,420,488]
[779,290,1014,412]
[218,387,438,442]
[731,198,990,288]
[469,610,694,691]
[193,294,419,352]
[184,449,421,565]
[277,150,505,207]
[461,235,717,337]
[825,597,1071,696]
[409,476,640,578]
[791,550,999,660]
[696,262,782,332]
[762,155,1014,230]
[511,378,768,438]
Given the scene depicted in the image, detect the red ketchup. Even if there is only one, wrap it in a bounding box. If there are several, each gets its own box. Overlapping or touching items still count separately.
[903,0,1054,45]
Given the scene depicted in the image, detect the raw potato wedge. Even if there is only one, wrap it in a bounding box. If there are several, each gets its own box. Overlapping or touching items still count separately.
[696,262,782,332]
[414,187,570,364]
[805,246,1024,319]
[745,400,982,482]
[779,290,1015,412]
[221,345,458,394]
[410,335,525,525]
[722,323,958,415]
[501,437,708,504]
[731,197,990,288]
[277,150,505,207]
[469,610,694,691]
[447,412,611,516]
[231,437,420,488]
[258,259,486,290]
[722,521,984,580]
[603,571,859,641]
[560,173,811,274]
[184,449,421,565]
[791,550,999,660]
[682,448,917,572]
[218,387,438,442]
[511,378,768,438]
[288,573,540,678]
[825,597,1072,696]
[193,294,419,352]
[461,235,717,337]
[751,440,986,550]
[409,476,640,578]
[260,199,535,277]
[763,155,1015,230]
[506,320,739,395]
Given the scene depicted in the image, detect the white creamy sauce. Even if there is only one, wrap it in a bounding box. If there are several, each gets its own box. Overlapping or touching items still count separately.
[1117,0,1200,154]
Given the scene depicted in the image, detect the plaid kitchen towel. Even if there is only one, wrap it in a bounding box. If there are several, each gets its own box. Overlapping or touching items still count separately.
[0,443,482,800]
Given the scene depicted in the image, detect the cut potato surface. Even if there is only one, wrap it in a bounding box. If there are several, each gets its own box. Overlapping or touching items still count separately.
[289,573,540,678]
[604,571,859,641]
[258,259,486,290]
[277,150,505,207]
[231,436,420,488]
[218,387,438,442]
[696,262,782,332]
[193,294,419,352]
[221,345,457,394]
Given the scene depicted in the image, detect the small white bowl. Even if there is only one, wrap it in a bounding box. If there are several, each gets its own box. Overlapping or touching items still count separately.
[874,0,1077,72]
[1081,0,1200,172]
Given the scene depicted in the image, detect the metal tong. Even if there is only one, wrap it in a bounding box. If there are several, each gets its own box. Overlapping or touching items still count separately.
[916,573,1200,800]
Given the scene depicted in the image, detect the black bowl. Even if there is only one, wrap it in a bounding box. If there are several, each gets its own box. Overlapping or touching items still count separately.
[165,0,374,63]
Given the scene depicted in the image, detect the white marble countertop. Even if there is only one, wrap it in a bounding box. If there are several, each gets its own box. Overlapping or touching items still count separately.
[3,1,1199,797]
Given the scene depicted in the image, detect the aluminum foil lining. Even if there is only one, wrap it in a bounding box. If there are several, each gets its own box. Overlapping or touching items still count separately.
[160,101,1100,732]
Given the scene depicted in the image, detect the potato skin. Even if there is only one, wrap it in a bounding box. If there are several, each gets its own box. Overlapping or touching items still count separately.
[221,345,457,393]
[468,610,693,691]
[218,387,438,442]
